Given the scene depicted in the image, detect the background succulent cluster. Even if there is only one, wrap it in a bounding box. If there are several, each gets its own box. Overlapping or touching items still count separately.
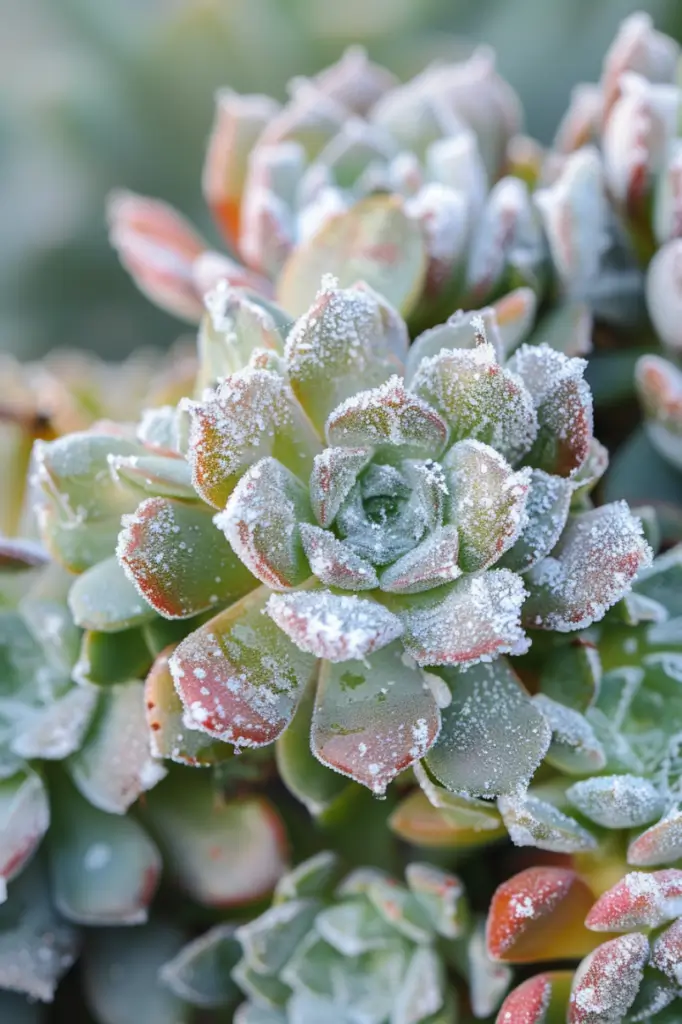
[6,9,682,1023]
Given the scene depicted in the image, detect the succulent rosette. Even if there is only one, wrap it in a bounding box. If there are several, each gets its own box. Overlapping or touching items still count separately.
[32,277,651,809]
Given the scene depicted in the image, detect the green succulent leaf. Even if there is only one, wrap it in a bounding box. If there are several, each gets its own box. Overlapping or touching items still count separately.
[499,469,572,574]
[424,659,551,799]
[274,852,341,905]
[143,771,287,907]
[68,555,157,633]
[309,446,374,528]
[326,377,448,457]
[284,281,406,434]
[401,570,528,667]
[237,900,320,975]
[145,646,233,766]
[67,680,166,813]
[533,694,606,775]
[197,286,284,391]
[538,638,602,711]
[444,439,531,572]
[108,452,196,501]
[523,503,653,631]
[566,775,666,829]
[0,860,79,1003]
[185,368,320,509]
[404,863,467,939]
[379,525,462,594]
[266,590,403,662]
[159,924,242,1009]
[277,195,427,317]
[74,628,151,686]
[498,792,598,853]
[299,524,379,590]
[11,686,98,761]
[48,774,160,926]
[215,457,314,591]
[82,921,190,1024]
[314,898,397,956]
[0,769,50,898]
[118,496,257,618]
[410,342,538,465]
[311,641,441,795]
[169,587,317,748]
[405,307,505,384]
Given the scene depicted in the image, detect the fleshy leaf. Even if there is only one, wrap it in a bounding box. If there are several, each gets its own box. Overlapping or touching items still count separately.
[410,342,538,465]
[499,470,572,574]
[405,307,505,384]
[198,284,284,391]
[636,354,682,471]
[48,775,160,926]
[299,524,378,591]
[185,368,320,509]
[309,446,373,528]
[628,807,682,867]
[495,972,574,1024]
[444,440,530,572]
[284,282,406,434]
[532,695,606,775]
[539,638,602,712]
[498,793,598,853]
[145,646,233,766]
[67,680,166,814]
[311,641,441,795]
[379,526,461,594]
[508,345,592,477]
[11,686,98,760]
[237,900,319,974]
[277,195,427,317]
[108,452,196,501]
[275,677,349,816]
[215,458,313,591]
[469,919,513,1018]
[568,934,649,1024]
[424,659,550,799]
[487,867,598,963]
[524,504,652,631]
[266,590,403,662]
[160,924,242,1008]
[169,587,316,748]
[118,497,256,618]
[0,770,49,897]
[326,377,448,457]
[392,945,445,1024]
[68,556,156,633]
[585,870,682,931]
[275,851,340,905]
[389,789,506,849]
[651,917,682,985]
[405,863,467,939]
[0,861,79,1003]
[74,627,151,687]
[83,920,189,1024]
[567,775,665,829]
[413,761,505,832]
[144,772,287,907]
[401,571,528,667]
[366,877,433,943]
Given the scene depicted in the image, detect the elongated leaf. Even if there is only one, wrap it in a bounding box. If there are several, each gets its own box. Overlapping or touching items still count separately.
[68,681,166,813]
[11,685,98,761]
[68,556,156,633]
[499,470,572,574]
[144,772,287,906]
[278,195,427,317]
[496,972,574,1024]
[48,775,160,926]
[425,660,551,799]
[0,770,49,897]
[169,588,316,747]
[74,628,151,686]
[567,775,665,829]
[568,934,649,1024]
[309,446,373,528]
[311,641,441,795]
[389,790,506,850]
[585,869,682,931]
[628,807,682,866]
[498,793,597,854]
[118,497,256,618]
[159,924,241,1008]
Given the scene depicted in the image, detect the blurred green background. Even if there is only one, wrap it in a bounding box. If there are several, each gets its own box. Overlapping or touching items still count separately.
[3,0,682,361]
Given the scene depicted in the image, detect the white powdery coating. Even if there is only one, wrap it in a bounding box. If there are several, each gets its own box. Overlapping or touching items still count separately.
[532,694,605,767]
[266,591,403,662]
[628,807,682,867]
[300,522,379,590]
[587,869,682,932]
[499,794,597,854]
[284,282,383,379]
[652,917,682,984]
[405,182,468,272]
[326,375,449,452]
[309,446,373,528]
[508,344,588,408]
[403,569,528,667]
[566,774,664,829]
[11,686,98,760]
[525,502,653,631]
[501,469,571,573]
[379,525,462,594]
[410,342,538,466]
[184,368,296,493]
[569,934,649,1024]
[468,922,513,1019]
[489,867,576,956]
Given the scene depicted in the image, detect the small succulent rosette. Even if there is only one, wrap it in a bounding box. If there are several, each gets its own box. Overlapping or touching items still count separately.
[34,279,650,811]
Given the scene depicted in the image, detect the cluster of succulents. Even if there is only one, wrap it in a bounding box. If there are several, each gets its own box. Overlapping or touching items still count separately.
[6,10,682,1023]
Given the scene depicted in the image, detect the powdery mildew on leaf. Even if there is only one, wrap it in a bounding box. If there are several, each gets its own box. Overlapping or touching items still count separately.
[524,503,652,631]
[566,774,664,829]
[402,570,528,667]
[266,591,403,662]
[585,869,682,931]
[568,933,649,1024]
[410,343,538,466]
